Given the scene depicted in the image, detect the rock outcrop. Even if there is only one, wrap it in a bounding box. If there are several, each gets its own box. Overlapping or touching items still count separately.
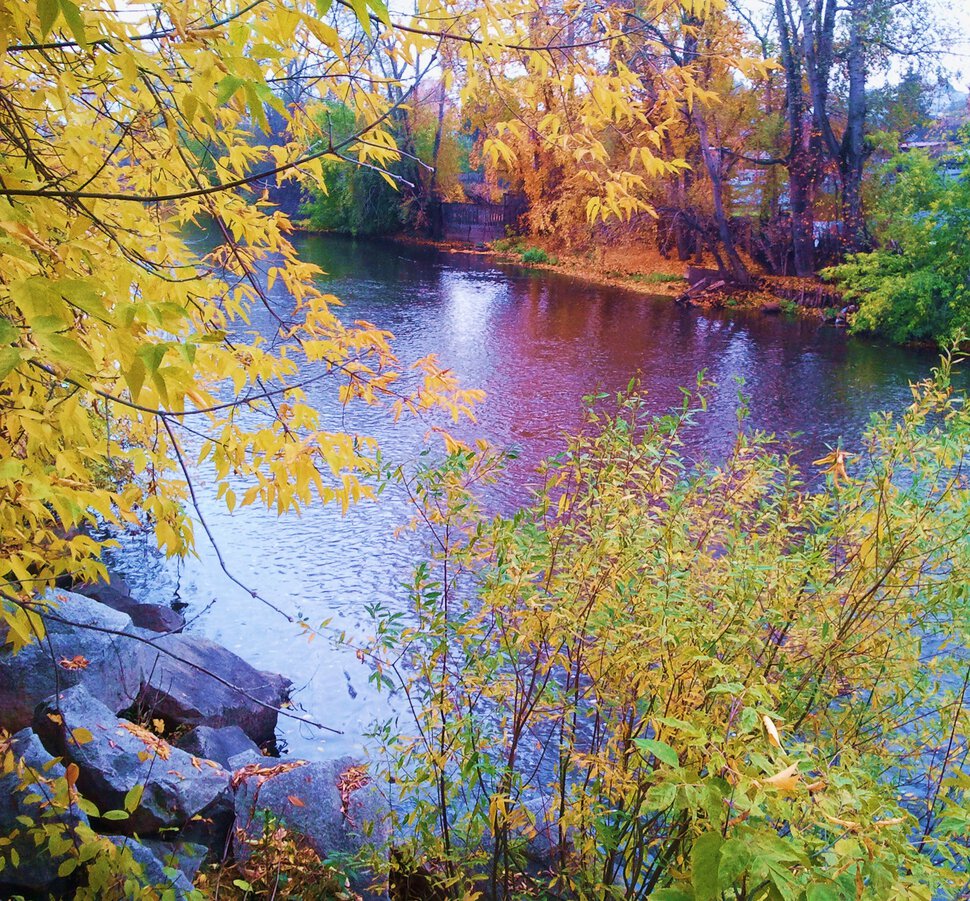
[134,634,291,746]
[0,590,145,733]
[33,685,233,838]
[233,756,389,897]
[72,575,186,634]
[176,725,262,768]
[0,584,379,901]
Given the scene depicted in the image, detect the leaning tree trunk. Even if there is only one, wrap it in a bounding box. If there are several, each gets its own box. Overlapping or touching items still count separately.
[693,108,754,285]
[683,25,754,286]
[429,79,447,199]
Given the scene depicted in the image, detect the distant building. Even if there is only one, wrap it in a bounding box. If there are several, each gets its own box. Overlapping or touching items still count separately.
[900,120,963,156]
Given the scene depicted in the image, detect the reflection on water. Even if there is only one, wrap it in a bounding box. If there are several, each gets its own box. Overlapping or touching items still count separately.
[119,234,949,758]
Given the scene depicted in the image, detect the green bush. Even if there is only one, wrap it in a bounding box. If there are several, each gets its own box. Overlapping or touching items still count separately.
[519,246,550,264]
[826,139,970,344]
[369,361,970,898]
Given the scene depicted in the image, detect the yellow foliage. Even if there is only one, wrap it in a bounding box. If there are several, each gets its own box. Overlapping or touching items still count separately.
[0,0,490,615]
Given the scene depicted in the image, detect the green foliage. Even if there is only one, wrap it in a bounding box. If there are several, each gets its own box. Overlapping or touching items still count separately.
[519,246,550,264]
[368,362,970,897]
[201,811,356,899]
[492,237,527,253]
[301,103,405,236]
[827,142,970,344]
[779,299,799,315]
[629,271,687,284]
[867,67,935,138]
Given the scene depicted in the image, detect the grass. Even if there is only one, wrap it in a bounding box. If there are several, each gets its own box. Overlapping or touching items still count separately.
[630,271,686,284]
[491,239,558,266]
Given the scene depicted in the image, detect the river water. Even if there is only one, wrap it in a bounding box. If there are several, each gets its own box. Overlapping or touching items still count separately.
[116,234,949,759]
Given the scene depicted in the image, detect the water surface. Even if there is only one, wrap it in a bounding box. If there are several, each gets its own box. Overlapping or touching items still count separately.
[118,235,948,758]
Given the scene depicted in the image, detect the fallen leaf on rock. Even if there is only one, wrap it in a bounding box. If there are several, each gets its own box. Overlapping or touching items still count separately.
[337,764,371,826]
[120,721,171,760]
[230,760,306,791]
[58,655,89,670]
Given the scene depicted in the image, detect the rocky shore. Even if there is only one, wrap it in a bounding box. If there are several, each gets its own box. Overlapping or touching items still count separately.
[0,581,388,899]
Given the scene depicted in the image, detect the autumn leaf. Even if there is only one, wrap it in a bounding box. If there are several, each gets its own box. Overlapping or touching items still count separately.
[760,763,801,793]
[65,762,79,803]
[58,655,89,670]
[813,448,853,486]
[762,715,782,749]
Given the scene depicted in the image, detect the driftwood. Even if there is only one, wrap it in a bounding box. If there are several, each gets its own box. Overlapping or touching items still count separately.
[677,265,845,313]
[676,266,759,304]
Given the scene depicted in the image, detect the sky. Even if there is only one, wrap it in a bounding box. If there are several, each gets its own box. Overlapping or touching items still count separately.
[734,0,970,91]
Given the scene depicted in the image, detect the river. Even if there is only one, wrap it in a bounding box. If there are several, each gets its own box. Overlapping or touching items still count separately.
[114,233,949,759]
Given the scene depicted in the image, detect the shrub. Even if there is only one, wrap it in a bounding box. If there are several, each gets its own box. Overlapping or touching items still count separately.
[826,140,970,345]
[369,361,970,898]
[520,247,550,264]
[492,237,526,254]
[301,102,405,236]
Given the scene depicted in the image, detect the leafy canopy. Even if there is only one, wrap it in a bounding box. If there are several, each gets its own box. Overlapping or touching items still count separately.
[0,0,499,637]
[0,0,735,625]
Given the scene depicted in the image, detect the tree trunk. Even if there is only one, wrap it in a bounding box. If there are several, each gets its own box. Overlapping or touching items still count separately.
[683,24,753,285]
[429,79,447,199]
[789,151,816,276]
[775,0,816,276]
[840,0,868,253]
[693,108,753,284]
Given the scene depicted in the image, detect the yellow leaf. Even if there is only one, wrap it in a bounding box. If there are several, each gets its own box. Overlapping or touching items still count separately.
[761,763,801,793]
[763,715,782,749]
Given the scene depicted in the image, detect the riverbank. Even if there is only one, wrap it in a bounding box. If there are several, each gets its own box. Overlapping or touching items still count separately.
[384,231,848,321]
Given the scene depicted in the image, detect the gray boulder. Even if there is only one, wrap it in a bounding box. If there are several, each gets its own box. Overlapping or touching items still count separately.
[0,589,145,732]
[233,756,389,896]
[125,603,186,634]
[33,685,232,839]
[227,749,265,771]
[109,837,197,900]
[73,575,185,634]
[0,728,89,893]
[176,725,261,768]
[139,838,209,884]
[134,634,291,745]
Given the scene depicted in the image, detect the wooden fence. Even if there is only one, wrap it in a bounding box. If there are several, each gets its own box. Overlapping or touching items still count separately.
[432,196,527,243]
